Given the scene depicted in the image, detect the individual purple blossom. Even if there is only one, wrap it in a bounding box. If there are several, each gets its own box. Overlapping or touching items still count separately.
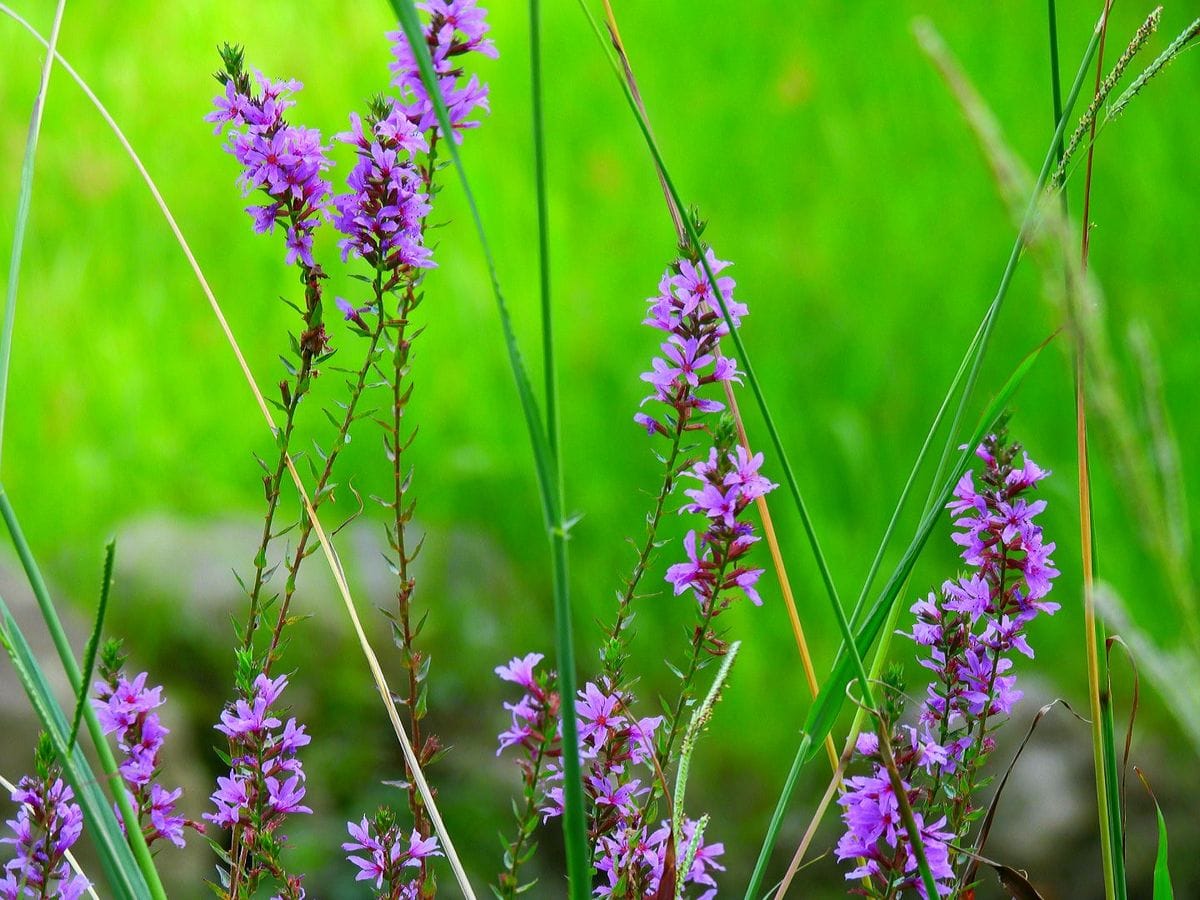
[387,0,497,141]
[206,47,331,268]
[92,667,198,849]
[1,767,90,900]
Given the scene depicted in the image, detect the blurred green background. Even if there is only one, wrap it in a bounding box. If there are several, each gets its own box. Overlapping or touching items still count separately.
[1,0,1198,896]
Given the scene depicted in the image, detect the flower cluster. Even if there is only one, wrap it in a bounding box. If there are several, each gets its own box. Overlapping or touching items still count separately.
[1,739,89,900]
[835,732,957,898]
[496,657,725,897]
[668,439,778,610]
[388,0,497,141]
[93,665,197,848]
[206,672,311,896]
[331,101,433,273]
[206,44,332,267]
[635,247,747,438]
[837,432,1059,896]
[343,808,442,897]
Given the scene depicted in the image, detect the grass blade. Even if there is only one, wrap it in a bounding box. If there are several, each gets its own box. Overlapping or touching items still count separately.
[0,489,165,898]
[0,0,66,472]
[1135,768,1174,900]
[385,1,587,892]
[575,0,849,667]
[0,606,146,898]
[598,0,837,772]
[69,538,115,749]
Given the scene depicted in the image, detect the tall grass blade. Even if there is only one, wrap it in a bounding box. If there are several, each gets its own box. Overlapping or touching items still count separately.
[1135,768,1174,900]
[0,0,66,472]
[0,606,147,898]
[597,0,836,772]
[0,7,476,893]
[68,538,115,749]
[386,1,587,891]
[0,489,165,898]
[575,0,850,659]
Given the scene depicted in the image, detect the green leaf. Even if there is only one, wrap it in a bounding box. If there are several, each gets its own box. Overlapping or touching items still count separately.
[69,539,116,749]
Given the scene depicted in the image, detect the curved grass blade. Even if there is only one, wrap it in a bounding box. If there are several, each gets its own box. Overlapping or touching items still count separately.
[1134,768,1174,900]
[0,606,147,898]
[0,10,475,893]
[598,0,837,773]
[69,539,115,749]
[0,0,65,472]
[574,0,848,664]
[385,1,587,892]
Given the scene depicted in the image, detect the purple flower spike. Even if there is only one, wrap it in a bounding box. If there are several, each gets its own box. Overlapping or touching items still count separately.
[207,670,311,889]
[387,0,497,142]
[840,432,1059,895]
[207,57,332,268]
[93,669,198,849]
[1,774,90,899]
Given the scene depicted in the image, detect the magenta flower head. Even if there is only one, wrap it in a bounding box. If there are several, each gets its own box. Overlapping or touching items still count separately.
[207,663,311,893]
[206,43,331,267]
[332,98,433,276]
[92,645,200,849]
[839,427,1059,895]
[0,736,91,900]
[387,0,497,141]
[343,806,442,897]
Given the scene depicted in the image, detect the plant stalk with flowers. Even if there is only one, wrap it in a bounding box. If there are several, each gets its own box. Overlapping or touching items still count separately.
[205,41,339,897]
[494,654,726,897]
[327,5,497,895]
[0,735,90,900]
[837,429,1060,898]
[205,43,336,657]
[91,640,201,851]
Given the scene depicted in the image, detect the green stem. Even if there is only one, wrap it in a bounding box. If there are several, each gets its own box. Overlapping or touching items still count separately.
[0,487,166,900]
[530,0,558,469]
[386,4,586,892]
[601,417,687,687]
[262,311,387,670]
[0,1,66,474]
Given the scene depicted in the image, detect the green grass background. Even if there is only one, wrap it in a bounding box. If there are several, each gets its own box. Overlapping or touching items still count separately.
[1,0,1198,895]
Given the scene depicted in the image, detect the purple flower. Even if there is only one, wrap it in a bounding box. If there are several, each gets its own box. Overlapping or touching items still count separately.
[840,433,1059,894]
[576,682,627,750]
[494,652,544,690]
[208,56,331,268]
[207,671,311,886]
[387,1,496,141]
[331,103,433,272]
[1,774,90,899]
[92,670,195,848]
[342,815,441,895]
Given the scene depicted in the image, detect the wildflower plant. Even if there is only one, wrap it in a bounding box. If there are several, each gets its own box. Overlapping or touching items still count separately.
[0,736,90,900]
[0,2,1194,900]
[91,640,200,850]
[837,430,1060,897]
